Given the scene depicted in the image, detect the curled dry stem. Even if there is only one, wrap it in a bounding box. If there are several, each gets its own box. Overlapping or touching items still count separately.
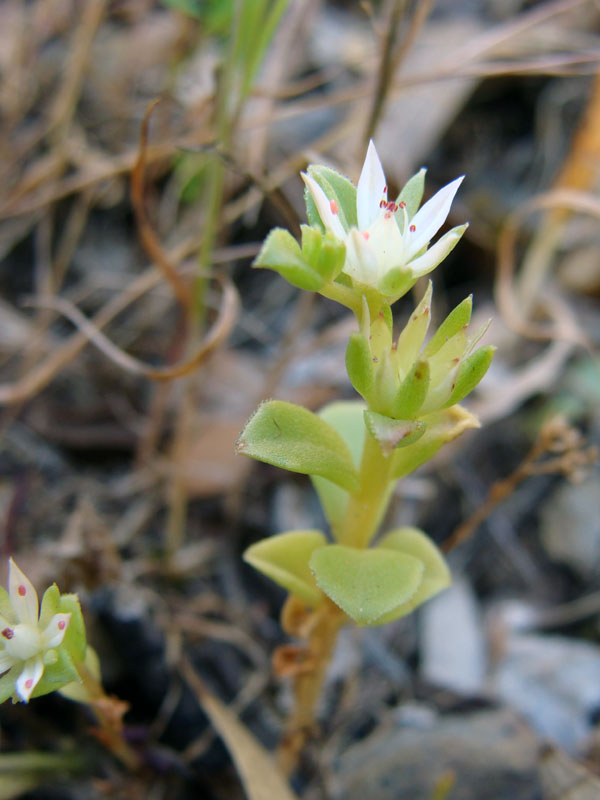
[131,99,194,319]
[443,416,598,553]
[23,275,239,381]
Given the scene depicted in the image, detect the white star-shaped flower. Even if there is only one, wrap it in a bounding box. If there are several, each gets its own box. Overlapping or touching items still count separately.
[302,140,466,288]
[0,559,71,702]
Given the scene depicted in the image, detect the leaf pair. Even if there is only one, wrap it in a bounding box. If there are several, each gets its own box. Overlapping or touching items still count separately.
[244,526,450,626]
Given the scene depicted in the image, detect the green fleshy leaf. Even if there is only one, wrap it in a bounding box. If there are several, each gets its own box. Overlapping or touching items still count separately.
[31,647,79,700]
[39,585,60,629]
[444,346,495,407]
[306,165,358,230]
[300,224,321,264]
[393,359,430,419]
[395,168,426,230]
[310,545,424,626]
[0,586,13,622]
[301,226,345,283]
[424,295,472,357]
[372,350,399,417]
[391,405,480,480]
[59,646,101,704]
[346,332,374,399]
[254,228,323,291]
[317,234,346,283]
[377,266,415,299]
[394,282,432,376]
[58,594,86,664]
[244,530,327,606]
[364,411,426,456]
[375,527,451,623]
[369,309,393,361]
[310,401,366,539]
[0,666,18,704]
[237,400,359,491]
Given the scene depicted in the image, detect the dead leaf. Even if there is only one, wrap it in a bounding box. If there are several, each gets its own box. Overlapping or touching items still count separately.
[181,658,300,800]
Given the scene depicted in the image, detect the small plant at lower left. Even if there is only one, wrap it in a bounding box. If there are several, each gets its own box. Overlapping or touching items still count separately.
[0,558,139,769]
[0,559,84,704]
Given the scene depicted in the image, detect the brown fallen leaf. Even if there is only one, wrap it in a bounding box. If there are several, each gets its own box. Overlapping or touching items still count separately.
[181,657,300,800]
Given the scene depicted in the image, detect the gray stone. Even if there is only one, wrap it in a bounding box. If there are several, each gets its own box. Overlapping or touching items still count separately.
[335,708,539,800]
[540,479,600,579]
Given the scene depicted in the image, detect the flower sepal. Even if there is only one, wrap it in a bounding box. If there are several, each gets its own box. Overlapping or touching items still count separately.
[254,228,324,291]
[304,164,357,232]
[300,225,346,284]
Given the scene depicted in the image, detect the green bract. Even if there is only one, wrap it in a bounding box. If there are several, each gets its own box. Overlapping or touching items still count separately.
[346,282,495,420]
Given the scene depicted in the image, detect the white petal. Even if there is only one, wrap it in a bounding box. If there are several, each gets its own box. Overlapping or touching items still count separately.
[0,649,16,672]
[301,173,346,239]
[345,228,380,284]
[356,140,387,231]
[406,225,467,278]
[15,656,44,702]
[406,176,464,257]
[8,559,39,625]
[41,613,71,649]
[367,211,406,269]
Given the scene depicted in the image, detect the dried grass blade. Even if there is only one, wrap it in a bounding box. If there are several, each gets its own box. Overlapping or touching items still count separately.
[181,657,300,800]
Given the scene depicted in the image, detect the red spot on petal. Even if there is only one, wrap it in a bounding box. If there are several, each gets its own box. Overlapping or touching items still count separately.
[58,620,66,630]
[409,224,416,232]
[17,585,26,597]
[399,201,406,209]
[361,231,370,240]
[383,185,387,193]
[1,627,14,639]
[25,679,33,689]
[379,199,385,208]
[330,200,339,215]
[384,211,392,220]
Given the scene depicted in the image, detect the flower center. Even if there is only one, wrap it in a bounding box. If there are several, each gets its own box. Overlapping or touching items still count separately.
[3,624,42,661]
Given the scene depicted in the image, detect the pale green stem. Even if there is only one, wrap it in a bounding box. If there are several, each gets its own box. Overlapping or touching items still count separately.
[318,282,362,318]
[338,430,394,549]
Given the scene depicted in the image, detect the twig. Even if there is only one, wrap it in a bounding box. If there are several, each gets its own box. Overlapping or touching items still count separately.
[443,417,598,553]
[131,100,194,317]
[23,276,239,381]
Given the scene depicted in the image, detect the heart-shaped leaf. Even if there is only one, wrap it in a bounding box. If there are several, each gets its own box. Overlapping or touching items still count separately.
[237,400,359,491]
[375,527,451,623]
[310,544,424,626]
[244,530,327,606]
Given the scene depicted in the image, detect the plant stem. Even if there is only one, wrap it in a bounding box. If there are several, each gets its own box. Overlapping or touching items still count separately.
[277,597,345,776]
[75,661,141,771]
[339,430,394,549]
